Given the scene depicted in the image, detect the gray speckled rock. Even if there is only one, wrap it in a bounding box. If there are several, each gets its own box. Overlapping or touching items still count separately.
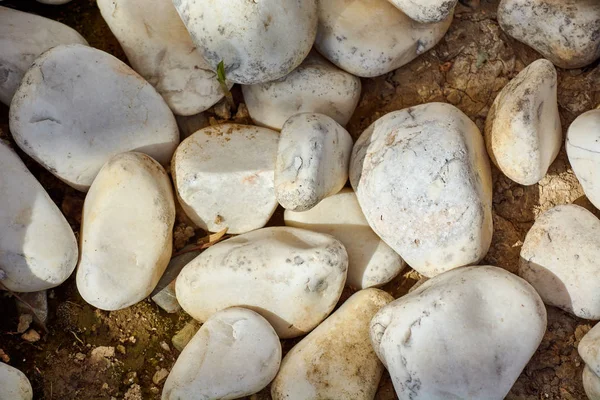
[498,0,600,69]
[567,109,600,210]
[276,113,353,212]
[9,44,179,192]
[0,362,32,400]
[519,204,600,319]
[242,52,361,131]
[350,103,493,277]
[387,0,458,23]
[163,307,281,400]
[484,59,561,186]
[0,141,78,293]
[271,289,392,400]
[584,366,600,400]
[172,124,279,234]
[98,0,228,116]
[315,0,452,78]
[0,6,87,106]
[370,266,547,400]
[173,0,317,85]
[285,188,406,289]
[176,227,348,338]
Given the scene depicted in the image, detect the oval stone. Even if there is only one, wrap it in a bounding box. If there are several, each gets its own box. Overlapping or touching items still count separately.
[387,0,458,23]
[0,362,33,400]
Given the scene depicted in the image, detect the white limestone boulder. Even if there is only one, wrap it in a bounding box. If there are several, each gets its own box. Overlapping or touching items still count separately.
[242,52,361,131]
[0,6,87,106]
[172,0,317,85]
[98,0,228,116]
[0,362,33,400]
[76,152,175,311]
[0,141,78,293]
[370,266,547,400]
[387,0,458,23]
[162,307,281,400]
[9,44,179,192]
[271,289,393,400]
[285,188,405,289]
[315,0,452,77]
[350,102,493,277]
[567,109,600,209]
[276,113,353,212]
[519,204,600,319]
[172,124,279,234]
[498,0,600,69]
[176,227,348,338]
[484,59,561,185]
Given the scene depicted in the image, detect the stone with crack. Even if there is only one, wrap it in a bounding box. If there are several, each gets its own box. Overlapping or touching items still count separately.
[98,0,229,116]
[176,227,348,338]
[386,0,458,23]
[275,113,353,212]
[271,288,393,400]
[519,204,600,319]
[162,307,281,400]
[498,0,600,69]
[567,109,600,210]
[315,0,452,78]
[484,59,561,186]
[0,362,33,400]
[370,266,546,400]
[350,102,493,277]
[0,6,88,106]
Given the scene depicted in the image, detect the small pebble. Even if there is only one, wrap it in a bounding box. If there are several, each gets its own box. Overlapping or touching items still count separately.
[172,320,201,352]
[152,368,169,385]
[21,329,40,343]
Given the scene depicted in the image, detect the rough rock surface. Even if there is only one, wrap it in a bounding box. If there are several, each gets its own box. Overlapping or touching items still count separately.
[387,0,459,23]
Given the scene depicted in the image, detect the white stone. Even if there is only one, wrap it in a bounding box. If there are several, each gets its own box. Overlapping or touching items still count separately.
[498,0,600,69]
[172,124,279,234]
[0,362,32,400]
[276,113,353,212]
[584,366,600,400]
[271,289,393,400]
[315,0,452,78]
[519,204,600,319]
[484,59,561,186]
[0,6,87,106]
[9,44,179,192]
[285,188,405,289]
[98,0,228,116]
[163,307,281,400]
[350,102,493,277]
[387,0,458,23]
[76,152,175,311]
[242,52,361,131]
[173,0,317,85]
[370,266,547,400]
[567,109,600,210]
[579,322,600,377]
[176,227,348,338]
[0,141,78,292]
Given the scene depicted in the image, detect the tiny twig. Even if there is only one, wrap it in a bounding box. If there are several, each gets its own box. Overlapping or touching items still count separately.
[71,331,84,345]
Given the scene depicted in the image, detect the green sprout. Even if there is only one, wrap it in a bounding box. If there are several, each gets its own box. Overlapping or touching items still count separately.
[217,60,234,108]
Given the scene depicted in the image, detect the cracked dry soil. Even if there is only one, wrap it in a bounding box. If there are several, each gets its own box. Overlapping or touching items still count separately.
[0,0,599,399]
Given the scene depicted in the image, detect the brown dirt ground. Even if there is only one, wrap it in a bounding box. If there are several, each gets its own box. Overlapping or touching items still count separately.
[0,0,599,399]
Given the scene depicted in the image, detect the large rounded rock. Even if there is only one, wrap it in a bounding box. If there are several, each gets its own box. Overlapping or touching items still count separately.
[484,59,561,185]
[172,124,279,234]
[584,366,600,400]
[520,204,600,319]
[387,0,458,23]
[0,6,87,106]
[315,0,452,77]
[0,141,78,293]
[0,362,32,400]
[567,109,600,209]
[271,289,393,400]
[285,188,405,289]
[350,102,493,277]
[98,0,227,116]
[498,0,600,69]
[172,0,317,85]
[9,44,179,192]
[176,227,348,338]
[162,307,281,400]
[370,266,547,400]
[77,152,175,311]
[275,113,353,212]
[242,52,361,131]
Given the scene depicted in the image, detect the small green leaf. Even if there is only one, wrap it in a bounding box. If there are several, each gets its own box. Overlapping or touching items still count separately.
[217,60,227,85]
